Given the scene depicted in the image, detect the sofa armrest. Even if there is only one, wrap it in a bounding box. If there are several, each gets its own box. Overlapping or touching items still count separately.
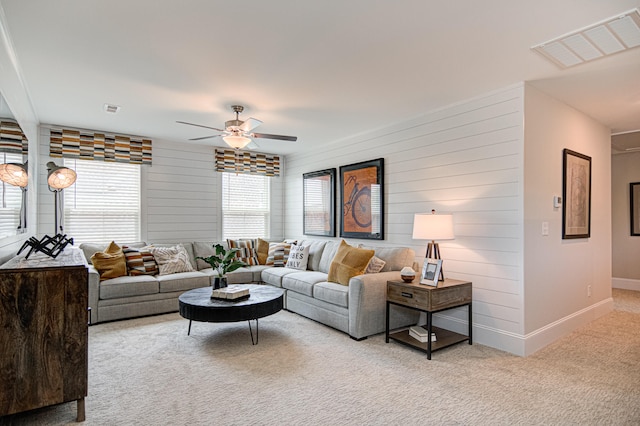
[347,271,419,339]
[87,265,100,325]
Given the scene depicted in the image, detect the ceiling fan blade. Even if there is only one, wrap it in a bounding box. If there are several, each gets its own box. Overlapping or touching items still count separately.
[189,135,220,141]
[246,140,260,150]
[176,120,225,132]
[239,117,263,132]
[252,132,297,142]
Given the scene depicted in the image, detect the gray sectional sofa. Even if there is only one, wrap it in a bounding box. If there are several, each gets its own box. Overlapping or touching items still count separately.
[80,239,418,340]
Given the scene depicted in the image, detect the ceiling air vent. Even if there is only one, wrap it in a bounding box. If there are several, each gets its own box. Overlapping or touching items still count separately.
[532,8,640,69]
[103,103,121,114]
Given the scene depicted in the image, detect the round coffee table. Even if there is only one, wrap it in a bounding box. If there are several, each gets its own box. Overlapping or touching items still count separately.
[178,284,284,344]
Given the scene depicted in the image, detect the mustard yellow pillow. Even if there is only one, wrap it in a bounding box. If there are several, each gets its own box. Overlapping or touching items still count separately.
[257,238,270,265]
[91,241,127,281]
[327,240,375,286]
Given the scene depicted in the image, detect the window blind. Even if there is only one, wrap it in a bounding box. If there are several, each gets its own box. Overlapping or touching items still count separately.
[222,172,270,239]
[63,159,140,244]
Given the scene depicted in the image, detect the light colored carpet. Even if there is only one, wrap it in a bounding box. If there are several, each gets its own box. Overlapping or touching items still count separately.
[2,289,639,425]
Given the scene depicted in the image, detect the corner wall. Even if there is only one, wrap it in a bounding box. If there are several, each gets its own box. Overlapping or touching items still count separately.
[285,85,527,354]
[523,84,612,355]
[611,151,640,290]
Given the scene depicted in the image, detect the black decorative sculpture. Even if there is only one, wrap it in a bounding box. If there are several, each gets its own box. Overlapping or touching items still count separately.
[17,234,74,259]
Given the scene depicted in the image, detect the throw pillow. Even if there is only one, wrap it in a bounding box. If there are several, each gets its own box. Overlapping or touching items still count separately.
[365,255,386,274]
[265,242,292,267]
[90,241,127,281]
[226,239,259,266]
[256,238,270,265]
[123,245,158,276]
[327,240,375,286]
[149,244,195,276]
[285,244,310,270]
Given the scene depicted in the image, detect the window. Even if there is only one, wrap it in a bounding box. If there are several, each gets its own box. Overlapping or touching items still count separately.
[63,159,140,244]
[222,173,270,239]
[0,152,24,237]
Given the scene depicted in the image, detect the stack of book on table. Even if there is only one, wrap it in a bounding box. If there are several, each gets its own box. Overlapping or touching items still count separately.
[409,325,436,343]
[211,285,250,300]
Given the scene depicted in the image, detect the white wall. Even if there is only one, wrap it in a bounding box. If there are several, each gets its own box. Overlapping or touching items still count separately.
[36,133,285,244]
[285,85,527,354]
[611,151,640,290]
[522,84,612,354]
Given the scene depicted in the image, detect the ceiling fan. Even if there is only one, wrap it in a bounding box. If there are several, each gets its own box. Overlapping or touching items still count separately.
[177,105,297,150]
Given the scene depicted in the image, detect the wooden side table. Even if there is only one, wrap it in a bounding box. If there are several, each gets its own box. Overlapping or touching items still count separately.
[385,278,472,359]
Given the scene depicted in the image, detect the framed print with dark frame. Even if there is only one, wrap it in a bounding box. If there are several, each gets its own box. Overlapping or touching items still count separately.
[339,158,384,240]
[562,149,592,239]
[420,258,442,287]
[303,168,336,237]
[631,182,640,236]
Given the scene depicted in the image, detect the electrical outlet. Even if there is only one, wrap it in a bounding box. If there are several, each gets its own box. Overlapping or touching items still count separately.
[587,285,592,297]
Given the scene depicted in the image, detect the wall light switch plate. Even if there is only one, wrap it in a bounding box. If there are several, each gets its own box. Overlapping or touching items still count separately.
[542,221,549,236]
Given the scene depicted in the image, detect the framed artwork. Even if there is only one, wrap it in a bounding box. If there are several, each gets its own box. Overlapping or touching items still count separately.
[562,149,591,239]
[339,158,384,240]
[420,258,442,287]
[303,168,336,237]
[631,182,640,236]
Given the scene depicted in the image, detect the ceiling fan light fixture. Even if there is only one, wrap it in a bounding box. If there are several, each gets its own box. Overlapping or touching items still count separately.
[223,134,251,149]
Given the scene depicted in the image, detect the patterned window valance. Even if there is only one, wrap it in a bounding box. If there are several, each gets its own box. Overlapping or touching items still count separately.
[215,148,280,177]
[49,128,152,165]
[0,119,29,155]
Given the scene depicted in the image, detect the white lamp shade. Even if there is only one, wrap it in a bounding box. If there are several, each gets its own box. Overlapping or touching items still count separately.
[47,162,77,189]
[412,212,455,240]
[0,163,28,188]
[223,135,251,149]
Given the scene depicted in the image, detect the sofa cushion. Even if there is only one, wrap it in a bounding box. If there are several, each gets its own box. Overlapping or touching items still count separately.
[257,238,270,265]
[193,242,217,270]
[91,241,127,281]
[150,242,198,270]
[227,239,259,266]
[365,256,386,274]
[149,244,195,275]
[285,244,310,270]
[123,245,159,276]
[318,240,341,273]
[313,281,349,308]
[266,242,292,267]
[261,267,299,287]
[282,271,328,296]
[327,240,375,286]
[81,242,147,266]
[298,239,327,271]
[99,275,159,300]
[157,271,210,293]
[358,245,415,272]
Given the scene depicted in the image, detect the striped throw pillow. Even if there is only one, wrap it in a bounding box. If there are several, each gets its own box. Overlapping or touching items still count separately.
[266,242,292,267]
[227,239,259,266]
[123,245,158,276]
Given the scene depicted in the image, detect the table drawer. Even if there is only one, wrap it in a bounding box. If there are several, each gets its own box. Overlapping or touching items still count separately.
[387,281,471,311]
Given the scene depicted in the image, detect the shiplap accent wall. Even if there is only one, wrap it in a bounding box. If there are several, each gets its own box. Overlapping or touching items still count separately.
[143,138,285,243]
[285,85,526,352]
[37,134,284,244]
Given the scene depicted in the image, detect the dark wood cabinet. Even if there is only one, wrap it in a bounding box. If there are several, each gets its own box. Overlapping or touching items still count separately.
[0,261,88,421]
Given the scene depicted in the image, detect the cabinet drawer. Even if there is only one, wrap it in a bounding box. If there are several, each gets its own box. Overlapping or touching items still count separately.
[387,284,425,308]
[387,280,471,311]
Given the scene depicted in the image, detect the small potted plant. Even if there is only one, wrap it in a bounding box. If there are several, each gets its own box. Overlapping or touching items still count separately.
[196,243,246,289]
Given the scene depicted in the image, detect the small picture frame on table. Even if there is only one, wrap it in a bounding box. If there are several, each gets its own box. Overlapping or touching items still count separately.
[420,258,442,286]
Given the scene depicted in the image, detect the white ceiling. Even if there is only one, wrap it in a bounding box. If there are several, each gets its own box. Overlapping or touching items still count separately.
[1,0,640,155]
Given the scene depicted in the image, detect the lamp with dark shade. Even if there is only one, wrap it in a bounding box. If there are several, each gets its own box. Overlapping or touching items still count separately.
[412,209,454,281]
[47,161,77,234]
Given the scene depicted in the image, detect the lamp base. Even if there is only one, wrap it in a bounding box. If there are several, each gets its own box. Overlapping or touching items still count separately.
[425,241,445,281]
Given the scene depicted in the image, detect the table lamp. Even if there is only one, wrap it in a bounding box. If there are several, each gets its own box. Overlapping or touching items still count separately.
[412,209,454,281]
[0,161,28,231]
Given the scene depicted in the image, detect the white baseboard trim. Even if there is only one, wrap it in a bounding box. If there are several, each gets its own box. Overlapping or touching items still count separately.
[612,277,640,291]
[433,298,613,357]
